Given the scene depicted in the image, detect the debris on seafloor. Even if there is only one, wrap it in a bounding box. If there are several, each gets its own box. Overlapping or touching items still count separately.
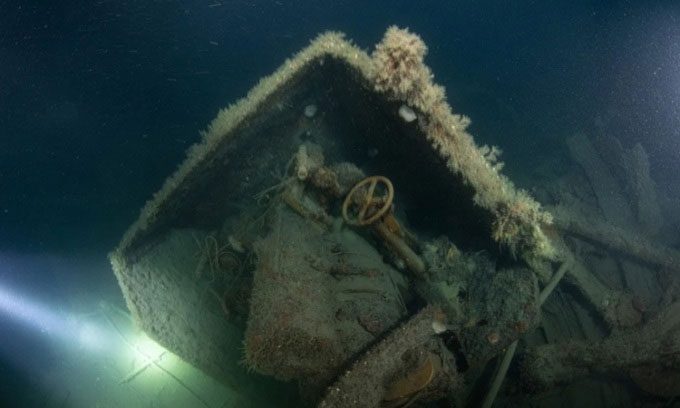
[109,26,680,407]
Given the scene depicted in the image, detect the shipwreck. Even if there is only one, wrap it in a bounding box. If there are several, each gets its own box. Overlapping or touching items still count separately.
[109,27,680,407]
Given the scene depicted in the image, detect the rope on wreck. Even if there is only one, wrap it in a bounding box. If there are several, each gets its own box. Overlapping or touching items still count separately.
[101,306,213,408]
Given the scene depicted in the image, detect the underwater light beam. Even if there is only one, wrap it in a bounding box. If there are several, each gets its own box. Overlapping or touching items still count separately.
[0,283,63,336]
[101,312,212,408]
[0,282,108,351]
